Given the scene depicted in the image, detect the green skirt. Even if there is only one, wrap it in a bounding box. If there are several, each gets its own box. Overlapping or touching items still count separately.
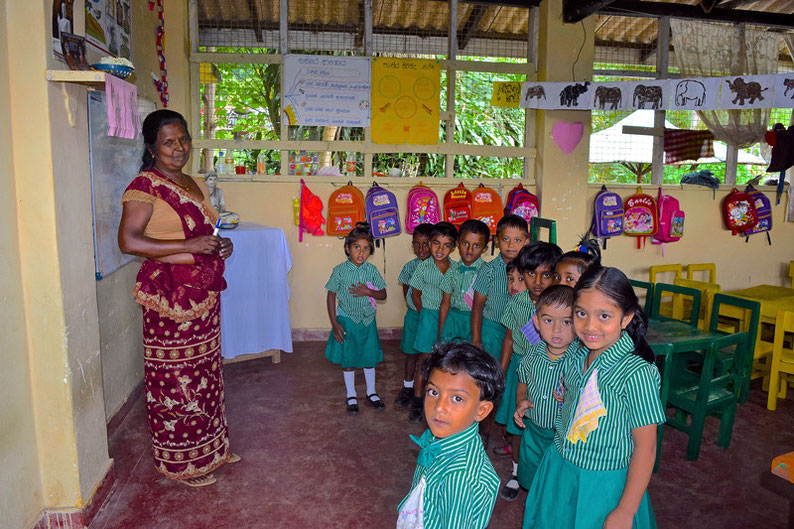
[413,308,440,353]
[523,447,657,529]
[495,352,524,436]
[400,309,421,355]
[325,315,383,369]
[518,420,554,489]
[481,317,506,363]
[440,308,472,343]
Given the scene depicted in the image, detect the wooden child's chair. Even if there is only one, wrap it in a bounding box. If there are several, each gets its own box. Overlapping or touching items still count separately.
[767,310,794,411]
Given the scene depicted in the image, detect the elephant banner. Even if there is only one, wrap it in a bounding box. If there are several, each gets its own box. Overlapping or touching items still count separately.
[719,75,775,110]
[668,78,721,111]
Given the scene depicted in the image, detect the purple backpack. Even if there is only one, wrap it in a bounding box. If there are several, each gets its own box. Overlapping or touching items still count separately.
[365,182,401,239]
[590,185,623,247]
[742,184,772,244]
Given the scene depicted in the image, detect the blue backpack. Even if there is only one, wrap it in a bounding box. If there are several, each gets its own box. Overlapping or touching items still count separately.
[742,184,772,245]
[590,185,623,248]
[365,182,401,240]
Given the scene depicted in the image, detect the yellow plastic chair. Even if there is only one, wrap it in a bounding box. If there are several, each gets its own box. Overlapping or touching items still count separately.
[686,263,717,284]
[788,261,794,289]
[767,310,794,411]
[674,277,721,331]
[649,265,683,318]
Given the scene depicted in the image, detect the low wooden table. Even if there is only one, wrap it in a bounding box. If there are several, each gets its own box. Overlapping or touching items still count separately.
[727,285,794,322]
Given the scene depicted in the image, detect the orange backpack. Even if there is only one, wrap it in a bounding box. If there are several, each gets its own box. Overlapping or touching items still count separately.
[443,183,473,227]
[327,183,365,236]
[471,184,504,235]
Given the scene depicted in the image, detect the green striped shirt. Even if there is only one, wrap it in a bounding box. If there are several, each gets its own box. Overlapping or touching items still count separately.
[553,332,666,471]
[399,422,499,529]
[398,257,424,311]
[517,340,580,429]
[472,254,510,323]
[409,258,459,311]
[440,257,485,312]
[500,290,536,356]
[325,260,386,326]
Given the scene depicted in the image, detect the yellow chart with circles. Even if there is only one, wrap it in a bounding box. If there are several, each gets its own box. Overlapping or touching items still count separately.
[371,58,440,145]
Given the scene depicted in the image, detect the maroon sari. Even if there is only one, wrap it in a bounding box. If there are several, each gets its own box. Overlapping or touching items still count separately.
[123,169,232,480]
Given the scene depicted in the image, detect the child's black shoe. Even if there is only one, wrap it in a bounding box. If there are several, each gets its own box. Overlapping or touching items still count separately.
[408,397,423,422]
[499,477,520,501]
[346,397,359,416]
[394,387,413,408]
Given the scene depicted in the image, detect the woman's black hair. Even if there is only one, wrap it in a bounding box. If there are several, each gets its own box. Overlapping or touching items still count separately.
[412,223,435,240]
[458,219,490,243]
[557,237,602,275]
[536,284,575,312]
[574,265,655,363]
[430,221,458,244]
[140,109,190,171]
[496,214,529,237]
[343,222,375,256]
[422,341,505,404]
[516,241,563,274]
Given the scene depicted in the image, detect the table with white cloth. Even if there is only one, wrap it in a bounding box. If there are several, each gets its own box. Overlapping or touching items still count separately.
[220,222,293,363]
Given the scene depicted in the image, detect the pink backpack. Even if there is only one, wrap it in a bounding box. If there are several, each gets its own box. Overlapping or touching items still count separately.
[405,183,440,233]
[652,187,684,245]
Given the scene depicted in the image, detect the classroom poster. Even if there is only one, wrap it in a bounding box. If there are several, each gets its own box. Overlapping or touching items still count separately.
[371,58,440,145]
[490,82,522,108]
[283,55,371,127]
[85,0,132,59]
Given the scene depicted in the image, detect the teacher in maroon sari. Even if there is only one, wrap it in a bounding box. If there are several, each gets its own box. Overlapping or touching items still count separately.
[118,109,238,487]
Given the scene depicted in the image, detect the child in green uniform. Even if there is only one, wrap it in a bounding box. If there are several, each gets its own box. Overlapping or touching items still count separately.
[523,266,665,529]
[397,342,504,529]
[496,242,561,499]
[324,223,388,416]
[554,238,601,287]
[438,219,490,343]
[395,223,434,409]
[513,285,578,491]
[408,222,458,422]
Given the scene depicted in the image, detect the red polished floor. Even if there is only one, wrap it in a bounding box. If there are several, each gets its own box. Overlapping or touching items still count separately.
[91,340,792,528]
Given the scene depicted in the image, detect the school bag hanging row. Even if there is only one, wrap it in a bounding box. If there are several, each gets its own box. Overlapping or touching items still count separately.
[365,181,401,243]
[504,183,539,222]
[623,187,658,249]
[652,187,685,254]
[405,182,440,233]
[741,184,771,245]
[326,181,365,237]
[297,178,325,241]
[589,185,623,249]
[471,183,504,235]
[722,187,758,236]
[444,183,473,226]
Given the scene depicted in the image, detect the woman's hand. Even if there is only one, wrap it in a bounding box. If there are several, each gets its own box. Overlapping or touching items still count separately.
[603,507,634,529]
[183,234,222,255]
[513,399,533,428]
[219,237,233,260]
[348,282,372,297]
[332,322,346,343]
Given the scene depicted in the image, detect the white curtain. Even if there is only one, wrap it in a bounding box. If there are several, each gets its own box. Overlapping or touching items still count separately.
[671,19,780,149]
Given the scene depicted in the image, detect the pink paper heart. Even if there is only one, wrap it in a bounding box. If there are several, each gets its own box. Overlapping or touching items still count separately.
[552,121,584,154]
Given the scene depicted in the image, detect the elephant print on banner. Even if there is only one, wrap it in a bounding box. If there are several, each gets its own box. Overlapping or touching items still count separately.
[632,85,664,109]
[675,80,706,107]
[595,86,622,110]
[559,82,590,107]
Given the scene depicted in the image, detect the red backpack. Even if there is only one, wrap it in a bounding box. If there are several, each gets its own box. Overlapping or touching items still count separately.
[722,187,758,235]
[623,187,658,249]
[443,183,473,226]
[471,184,504,235]
[327,183,365,236]
[504,183,540,222]
[297,178,325,241]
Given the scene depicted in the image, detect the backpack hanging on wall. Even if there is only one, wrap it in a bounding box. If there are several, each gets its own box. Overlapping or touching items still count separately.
[623,187,658,249]
[652,187,685,245]
[471,184,504,235]
[297,178,325,241]
[443,183,473,226]
[504,183,539,222]
[589,184,623,249]
[741,184,771,244]
[365,182,401,240]
[326,182,365,237]
[722,187,758,236]
[405,182,440,233]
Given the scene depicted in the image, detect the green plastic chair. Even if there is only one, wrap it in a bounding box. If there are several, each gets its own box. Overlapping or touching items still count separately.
[666,332,748,460]
[630,279,655,315]
[650,283,702,327]
[708,293,762,403]
[529,217,557,244]
[651,342,674,473]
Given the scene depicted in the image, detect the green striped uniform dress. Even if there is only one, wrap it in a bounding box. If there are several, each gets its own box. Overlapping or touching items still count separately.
[398,422,500,529]
[439,257,485,342]
[495,290,536,434]
[410,258,458,353]
[324,260,386,368]
[398,258,424,355]
[523,332,665,529]
[471,254,510,360]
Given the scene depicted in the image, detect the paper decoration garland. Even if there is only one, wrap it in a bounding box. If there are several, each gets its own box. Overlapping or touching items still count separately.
[497,74,794,111]
[150,0,168,107]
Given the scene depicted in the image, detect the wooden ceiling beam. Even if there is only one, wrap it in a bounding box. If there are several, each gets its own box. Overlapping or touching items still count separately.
[564,0,619,23]
[458,4,488,50]
[599,1,794,29]
[247,0,263,42]
[718,0,758,9]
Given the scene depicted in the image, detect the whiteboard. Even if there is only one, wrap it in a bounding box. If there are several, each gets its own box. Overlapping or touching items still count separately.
[88,91,157,280]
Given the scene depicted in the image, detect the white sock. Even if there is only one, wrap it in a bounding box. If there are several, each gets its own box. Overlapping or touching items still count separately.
[364,368,379,400]
[343,370,356,399]
[403,379,414,388]
[505,477,519,490]
[511,461,519,476]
